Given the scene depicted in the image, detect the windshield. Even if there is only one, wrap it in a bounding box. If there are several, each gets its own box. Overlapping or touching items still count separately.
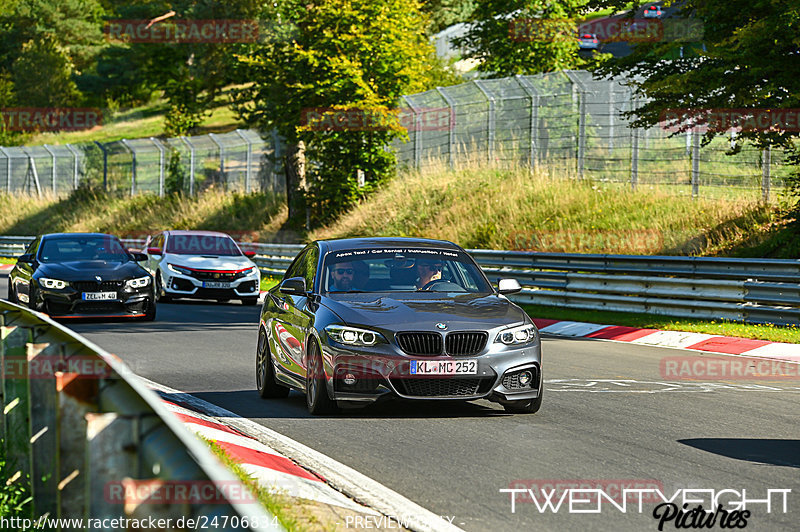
[166,234,242,256]
[39,236,130,263]
[322,248,493,294]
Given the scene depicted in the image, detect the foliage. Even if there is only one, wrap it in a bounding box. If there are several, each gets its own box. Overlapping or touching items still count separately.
[453,0,588,76]
[0,442,33,527]
[165,150,187,194]
[234,0,434,225]
[421,0,477,34]
[588,0,800,189]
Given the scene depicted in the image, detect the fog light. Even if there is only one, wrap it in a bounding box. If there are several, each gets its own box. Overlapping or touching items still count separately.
[344,373,357,386]
[518,370,533,386]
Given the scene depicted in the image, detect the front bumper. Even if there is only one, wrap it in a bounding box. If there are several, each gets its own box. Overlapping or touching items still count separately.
[162,271,260,299]
[320,340,542,405]
[36,285,154,318]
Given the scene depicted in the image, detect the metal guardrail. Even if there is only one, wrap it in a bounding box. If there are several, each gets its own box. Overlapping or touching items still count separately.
[0,300,281,531]
[4,236,800,324]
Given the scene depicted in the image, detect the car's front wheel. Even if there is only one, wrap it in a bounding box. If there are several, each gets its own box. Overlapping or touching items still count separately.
[256,327,290,399]
[502,385,543,414]
[241,297,258,306]
[155,273,172,303]
[305,338,338,415]
[140,300,156,322]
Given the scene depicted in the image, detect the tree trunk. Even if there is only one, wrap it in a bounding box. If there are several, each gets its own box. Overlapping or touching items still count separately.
[283,140,306,222]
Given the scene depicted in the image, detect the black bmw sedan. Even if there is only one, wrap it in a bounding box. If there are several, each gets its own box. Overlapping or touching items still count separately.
[256,237,542,415]
[7,233,156,320]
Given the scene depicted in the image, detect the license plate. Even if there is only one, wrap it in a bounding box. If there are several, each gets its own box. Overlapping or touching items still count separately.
[410,360,477,375]
[202,282,232,289]
[82,292,116,301]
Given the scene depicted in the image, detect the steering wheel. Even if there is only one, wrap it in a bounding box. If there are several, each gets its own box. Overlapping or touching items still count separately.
[418,279,449,291]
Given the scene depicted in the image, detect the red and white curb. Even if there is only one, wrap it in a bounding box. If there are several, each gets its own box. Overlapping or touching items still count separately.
[533,319,800,363]
[156,396,377,514]
[0,264,13,272]
[140,377,462,532]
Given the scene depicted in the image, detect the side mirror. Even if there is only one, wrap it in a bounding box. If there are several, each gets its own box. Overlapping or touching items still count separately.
[279,276,307,296]
[147,247,162,256]
[243,250,256,258]
[17,253,34,264]
[498,278,522,295]
[130,252,148,262]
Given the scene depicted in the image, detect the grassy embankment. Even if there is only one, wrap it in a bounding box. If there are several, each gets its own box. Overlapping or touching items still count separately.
[3,164,800,341]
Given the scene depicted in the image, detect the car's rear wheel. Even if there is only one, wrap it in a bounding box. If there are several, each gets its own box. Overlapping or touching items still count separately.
[155,273,172,303]
[256,327,290,398]
[502,385,543,414]
[305,339,338,415]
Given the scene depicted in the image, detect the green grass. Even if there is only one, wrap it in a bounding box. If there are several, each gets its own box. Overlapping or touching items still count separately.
[260,276,280,292]
[0,258,14,264]
[521,304,800,344]
[28,86,246,146]
[204,438,331,532]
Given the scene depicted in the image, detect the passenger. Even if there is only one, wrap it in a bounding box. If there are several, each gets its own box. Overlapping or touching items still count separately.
[416,259,443,290]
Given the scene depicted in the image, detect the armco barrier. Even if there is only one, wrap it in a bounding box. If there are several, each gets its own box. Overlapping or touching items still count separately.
[0,300,281,531]
[3,236,800,324]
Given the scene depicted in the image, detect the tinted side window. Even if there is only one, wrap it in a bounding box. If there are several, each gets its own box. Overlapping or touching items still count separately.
[26,238,40,256]
[303,246,319,291]
[284,250,307,281]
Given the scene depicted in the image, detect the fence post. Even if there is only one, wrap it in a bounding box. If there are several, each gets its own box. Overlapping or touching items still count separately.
[435,88,457,168]
[181,136,196,195]
[43,144,57,195]
[235,129,253,192]
[0,147,11,193]
[93,141,108,191]
[272,129,282,192]
[631,126,639,191]
[65,144,80,190]
[401,96,422,169]
[473,80,495,164]
[208,133,225,186]
[150,137,166,197]
[120,139,136,196]
[762,145,771,203]
[691,130,700,198]
[516,75,539,168]
[608,90,615,154]
[21,147,42,197]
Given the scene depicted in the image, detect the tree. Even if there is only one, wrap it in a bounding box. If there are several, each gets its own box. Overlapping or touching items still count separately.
[589,0,799,153]
[234,0,434,225]
[421,0,477,34]
[453,0,588,76]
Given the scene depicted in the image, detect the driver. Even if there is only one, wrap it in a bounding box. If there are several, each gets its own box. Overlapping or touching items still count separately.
[416,259,443,290]
[329,261,356,291]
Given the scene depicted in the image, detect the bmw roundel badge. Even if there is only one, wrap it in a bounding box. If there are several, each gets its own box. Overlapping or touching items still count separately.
[436,323,448,330]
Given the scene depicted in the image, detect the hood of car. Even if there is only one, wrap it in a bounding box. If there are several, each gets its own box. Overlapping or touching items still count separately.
[320,293,528,331]
[36,260,146,280]
[165,253,255,271]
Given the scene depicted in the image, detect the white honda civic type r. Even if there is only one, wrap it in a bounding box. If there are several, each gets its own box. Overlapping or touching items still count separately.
[142,230,261,305]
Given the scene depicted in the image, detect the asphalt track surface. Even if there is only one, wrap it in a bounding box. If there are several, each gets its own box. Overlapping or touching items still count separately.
[3,275,798,531]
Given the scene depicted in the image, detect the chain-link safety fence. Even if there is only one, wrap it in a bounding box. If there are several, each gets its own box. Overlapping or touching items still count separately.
[393,70,789,202]
[0,70,790,201]
[0,129,284,197]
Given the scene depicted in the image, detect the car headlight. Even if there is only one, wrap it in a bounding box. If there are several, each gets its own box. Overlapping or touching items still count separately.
[39,278,68,289]
[495,324,538,345]
[167,263,193,275]
[243,266,258,276]
[126,276,151,289]
[325,325,387,347]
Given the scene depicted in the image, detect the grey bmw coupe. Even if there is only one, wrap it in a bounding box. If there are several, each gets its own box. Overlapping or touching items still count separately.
[256,237,542,415]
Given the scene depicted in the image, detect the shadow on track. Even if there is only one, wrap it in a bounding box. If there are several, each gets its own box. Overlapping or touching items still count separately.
[678,438,800,468]
[160,389,516,420]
